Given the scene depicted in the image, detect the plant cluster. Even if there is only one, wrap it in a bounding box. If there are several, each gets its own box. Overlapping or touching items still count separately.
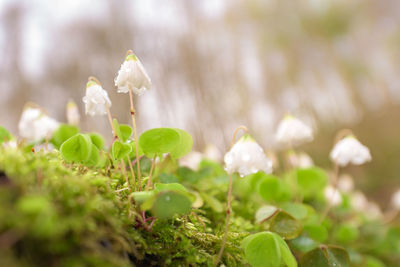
[0,51,400,266]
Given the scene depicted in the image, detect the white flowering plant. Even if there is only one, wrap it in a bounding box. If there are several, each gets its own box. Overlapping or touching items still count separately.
[0,51,399,267]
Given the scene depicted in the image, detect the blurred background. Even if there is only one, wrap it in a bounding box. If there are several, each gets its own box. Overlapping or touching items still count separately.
[0,0,399,206]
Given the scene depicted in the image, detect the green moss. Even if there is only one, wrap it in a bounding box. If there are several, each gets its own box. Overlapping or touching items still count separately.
[0,148,244,266]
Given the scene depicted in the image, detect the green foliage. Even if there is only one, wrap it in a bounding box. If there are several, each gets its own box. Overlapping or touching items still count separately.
[152,191,192,220]
[89,132,105,149]
[51,124,79,149]
[0,126,11,144]
[300,245,350,267]
[295,167,328,198]
[242,231,297,267]
[60,133,92,163]
[111,140,132,160]
[139,128,192,159]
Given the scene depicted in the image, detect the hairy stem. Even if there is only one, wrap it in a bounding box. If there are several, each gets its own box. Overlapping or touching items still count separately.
[128,88,142,191]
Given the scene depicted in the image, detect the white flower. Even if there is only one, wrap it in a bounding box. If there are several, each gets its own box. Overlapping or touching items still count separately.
[324,185,342,206]
[275,115,313,146]
[18,107,59,142]
[224,135,272,177]
[114,51,151,95]
[287,151,314,168]
[203,144,222,162]
[330,135,371,167]
[82,80,112,116]
[391,189,400,210]
[66,100,80,126]
[351,191,368,210]
[180,151,203,170]
[337,174,354,193]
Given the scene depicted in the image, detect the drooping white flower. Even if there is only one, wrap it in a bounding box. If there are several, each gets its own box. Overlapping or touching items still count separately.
[351,191,368,210]
[224,135,272,177]
[391,189,400,210]
[82,79,112,116]
[324,185,342,206]
[337,174,354,193]
[203,144,222,162]
[330,135,371,167]
[287,151,314,168]
[66,100,80,126]
[114,51,151,95]
[180,151,203,170]
[18,106,59,142]
[275,115,313,146]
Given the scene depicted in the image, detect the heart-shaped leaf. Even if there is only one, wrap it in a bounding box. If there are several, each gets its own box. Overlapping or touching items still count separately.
[270,232,298,267]
[242,232,281,267]
[0,126,12,144]
[255,205,279,224]
[151,191,192,219]
[51,124,79,149]
[270,210,302,240]
[60,134,92,163]
[89,133,105,150]
[170,128,193,159]
[112,141,132,160]
[300,245,350,267]
[296,167,327,198]
[139,128,180,157]
[119,124,132,142]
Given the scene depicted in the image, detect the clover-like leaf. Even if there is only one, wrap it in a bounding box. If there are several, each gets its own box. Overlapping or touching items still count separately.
[300,245,350,267]
[270,210,302,240]
[255,205,279,224]
[51,124,79,149]
[151,191,192,219]
[89,133,105,150]
[242,232,281,267]
[112,141,132,160]
[139,128,180,158]
[170,128,193,159]
[60,134,92,163]
[0,126,11,144]
[270,232,298,267]
[119,124,132,142]
[296,167,328,198]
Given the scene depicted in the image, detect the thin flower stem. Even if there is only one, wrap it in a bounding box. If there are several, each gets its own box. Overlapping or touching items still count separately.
[120,159,131,192]
[320,163,340,223]
[106,107,117,139]
[128,87,142,191]
[215,125,249,266]
[146,155,157,191]
[127,155,137,191]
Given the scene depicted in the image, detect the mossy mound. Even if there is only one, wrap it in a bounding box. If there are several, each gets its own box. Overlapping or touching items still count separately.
[0,148,245,266]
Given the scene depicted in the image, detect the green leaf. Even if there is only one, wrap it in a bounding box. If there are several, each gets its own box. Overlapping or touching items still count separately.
[255,205,279,224]
[281,202,309,220]
[112,119,122,140]
[154,183,188,194]
[300,245,350,267]
[296,167,328,198]
[60,134,92,163]
[0,126,11,144]
[271,232,298,267]
[242,232,281,267]
[290,234,319,253]
[112,141,132,160]
[129,140,144,158]
[304,224,328,242]
[50,124,79,149]
[139,128,181,157]
[151,191,192,219]
[170,128,193,159]
[200,192,223,213]
[131,191,155,204]
[270,211,302,240]
[119,124,132,142]
[85,144,100,166]
[258,175,282,202]
[89,133,105,149]
[334,224,359,244]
